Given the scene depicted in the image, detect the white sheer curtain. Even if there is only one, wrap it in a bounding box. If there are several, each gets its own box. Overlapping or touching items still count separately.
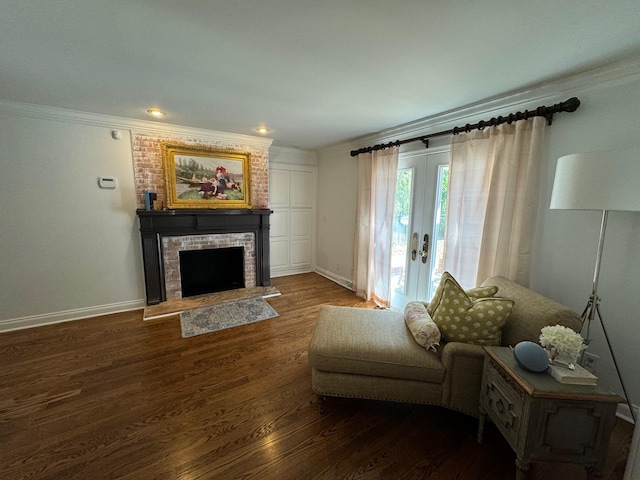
[353,147,399,306]
[444,117,546,289]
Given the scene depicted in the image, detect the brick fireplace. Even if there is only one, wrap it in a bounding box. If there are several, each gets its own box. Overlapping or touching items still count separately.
[136,209,271,305]
[131,131,273,305]
[162,233,256,300]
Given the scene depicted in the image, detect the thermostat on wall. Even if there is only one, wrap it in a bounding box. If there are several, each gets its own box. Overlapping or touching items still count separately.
[98,177,117,189]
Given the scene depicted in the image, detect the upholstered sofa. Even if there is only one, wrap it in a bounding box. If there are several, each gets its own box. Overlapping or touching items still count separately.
[308,276,582,417]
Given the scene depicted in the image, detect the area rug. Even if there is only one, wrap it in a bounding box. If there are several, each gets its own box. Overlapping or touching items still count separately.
[180,296,279,338]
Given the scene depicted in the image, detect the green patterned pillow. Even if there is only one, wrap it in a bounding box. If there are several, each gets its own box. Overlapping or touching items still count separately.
[466,285,498,299]
[427,271,455,316]
[427,272,498,316]
[430,274,513,345]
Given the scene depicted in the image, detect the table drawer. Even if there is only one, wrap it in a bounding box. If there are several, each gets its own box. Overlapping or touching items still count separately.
[482,360,525,448]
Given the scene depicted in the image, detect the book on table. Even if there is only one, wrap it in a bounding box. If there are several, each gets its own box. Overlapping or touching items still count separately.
[547,363,598,385]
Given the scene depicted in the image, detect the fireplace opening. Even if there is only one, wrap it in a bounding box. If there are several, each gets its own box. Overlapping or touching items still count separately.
[179,247,245,298]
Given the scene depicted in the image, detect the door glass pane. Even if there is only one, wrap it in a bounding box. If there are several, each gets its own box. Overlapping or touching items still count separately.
[428,164,449,299]
[392,168,413,294]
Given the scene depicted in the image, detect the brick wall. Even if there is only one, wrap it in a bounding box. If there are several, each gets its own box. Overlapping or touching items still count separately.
[162,233,256,300]
[131,131,270,209]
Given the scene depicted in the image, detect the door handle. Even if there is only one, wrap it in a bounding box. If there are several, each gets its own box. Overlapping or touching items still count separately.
[419,233,429,264]
[410,232,419,261]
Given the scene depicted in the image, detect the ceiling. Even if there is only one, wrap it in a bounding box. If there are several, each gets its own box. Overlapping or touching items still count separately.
[1,1,639,150]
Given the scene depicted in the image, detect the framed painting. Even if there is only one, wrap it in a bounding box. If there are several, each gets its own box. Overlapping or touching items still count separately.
[162,143,252,209]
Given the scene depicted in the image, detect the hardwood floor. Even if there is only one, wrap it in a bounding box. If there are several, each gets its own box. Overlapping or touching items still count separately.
[0,273,633,479]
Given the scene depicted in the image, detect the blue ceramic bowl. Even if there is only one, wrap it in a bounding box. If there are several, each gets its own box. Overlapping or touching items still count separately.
[513,341,549,372]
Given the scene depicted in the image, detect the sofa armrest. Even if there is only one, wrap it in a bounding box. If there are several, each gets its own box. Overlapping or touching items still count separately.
[440,342,486,417]
[481,276,583,346]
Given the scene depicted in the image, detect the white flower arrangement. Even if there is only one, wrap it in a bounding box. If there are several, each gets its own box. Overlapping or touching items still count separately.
[539,325,587,364]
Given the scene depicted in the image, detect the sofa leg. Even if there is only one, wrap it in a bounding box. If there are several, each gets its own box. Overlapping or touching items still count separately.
[317,394,327,414]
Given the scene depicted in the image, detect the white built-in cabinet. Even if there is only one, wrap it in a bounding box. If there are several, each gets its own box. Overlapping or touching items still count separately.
[269,162,317,277]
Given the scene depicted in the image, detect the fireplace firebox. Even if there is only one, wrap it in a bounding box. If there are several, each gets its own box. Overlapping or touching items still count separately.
[180,247,245,297]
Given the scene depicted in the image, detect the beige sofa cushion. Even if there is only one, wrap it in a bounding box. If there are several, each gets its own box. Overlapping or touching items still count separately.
[309,306,445,383]
[481,276,583,347]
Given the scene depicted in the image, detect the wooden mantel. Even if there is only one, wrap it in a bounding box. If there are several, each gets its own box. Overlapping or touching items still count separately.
[136,209,272,305]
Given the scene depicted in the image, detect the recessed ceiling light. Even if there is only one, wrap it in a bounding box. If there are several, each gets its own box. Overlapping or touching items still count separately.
[146,108,166,118]
[256,126,270,134]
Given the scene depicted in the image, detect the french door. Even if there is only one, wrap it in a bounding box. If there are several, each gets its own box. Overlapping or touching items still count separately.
[390,149,449,310]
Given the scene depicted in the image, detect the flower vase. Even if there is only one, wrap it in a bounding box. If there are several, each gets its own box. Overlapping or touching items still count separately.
[545,347,576,370]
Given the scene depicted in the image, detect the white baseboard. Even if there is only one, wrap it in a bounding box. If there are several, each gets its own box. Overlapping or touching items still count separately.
[270,266,314,277]
[314,267,354,290]
[0,299,146,332]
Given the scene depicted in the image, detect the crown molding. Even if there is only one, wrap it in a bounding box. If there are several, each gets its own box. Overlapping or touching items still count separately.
[338,53,640,152]
[0,100,274,149]
[269,145,318,166]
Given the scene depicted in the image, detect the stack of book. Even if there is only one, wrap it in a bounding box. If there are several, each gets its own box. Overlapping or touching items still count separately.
[144,190,157,211]
[547,362,598,385]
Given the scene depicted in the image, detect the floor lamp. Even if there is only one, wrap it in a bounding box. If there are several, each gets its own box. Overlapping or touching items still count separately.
[550,147,640,424]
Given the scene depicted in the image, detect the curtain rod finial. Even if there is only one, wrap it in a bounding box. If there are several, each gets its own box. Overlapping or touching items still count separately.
[557,97,581,113]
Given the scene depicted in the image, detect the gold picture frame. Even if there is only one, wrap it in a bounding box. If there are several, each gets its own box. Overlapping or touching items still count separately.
[161,143,252,209]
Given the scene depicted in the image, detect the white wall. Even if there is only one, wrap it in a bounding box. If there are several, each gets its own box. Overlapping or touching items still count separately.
[531,73,640,419]
[0,104,272,331]
[0,113,145,328]
[316,57,640,418]
[316,143,359,286]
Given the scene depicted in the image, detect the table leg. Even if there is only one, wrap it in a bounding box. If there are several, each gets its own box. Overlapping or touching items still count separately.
[515,458,529,480]
[477,407,486,444]
[585,465,603,479]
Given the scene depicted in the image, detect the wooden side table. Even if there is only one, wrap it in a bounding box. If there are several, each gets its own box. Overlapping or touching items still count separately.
[478,346,624,479]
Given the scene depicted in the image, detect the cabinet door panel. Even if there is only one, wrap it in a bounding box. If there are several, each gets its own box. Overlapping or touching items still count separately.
[291,210,311,237]
[270,210,289,238]
[270,239,290,269]
[270,170,290,207]
[291,239,311,266]
[290,171,313,207]
[483,366,523,449]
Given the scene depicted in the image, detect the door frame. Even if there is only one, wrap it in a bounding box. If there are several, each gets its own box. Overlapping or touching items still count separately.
[391,146,449,309]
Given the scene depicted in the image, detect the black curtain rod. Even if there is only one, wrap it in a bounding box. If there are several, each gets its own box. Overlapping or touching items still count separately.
[349,97,581,157]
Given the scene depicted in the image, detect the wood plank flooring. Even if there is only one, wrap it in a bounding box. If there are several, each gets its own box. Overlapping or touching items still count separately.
[0,273,633,479]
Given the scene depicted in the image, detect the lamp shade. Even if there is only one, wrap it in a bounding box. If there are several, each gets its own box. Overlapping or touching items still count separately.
[550,147,640,211]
